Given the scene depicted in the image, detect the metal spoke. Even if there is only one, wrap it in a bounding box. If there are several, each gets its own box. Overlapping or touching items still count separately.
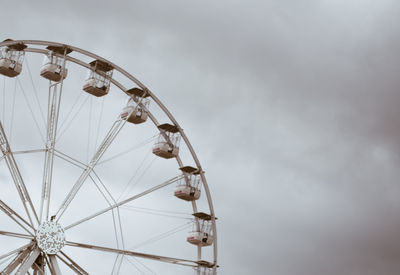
[1,244,35,274]
[0,121,39,227]
[65,175,183,230]
[43,255,54,275]
[48,255,62,275]
[0,230,33,240]
[40,63,67,222]
[66,240,207,268]
[111,254,124,275]
[88,171,125,251]
[0,149,45,163]
[125,256,156,275]
[54,112,135,221]
[0,243,33,262]
[0,200,35,235]
[12,149,46,156]
[53,149,86,170]
[56,251,89,275]
[15,247,40,275]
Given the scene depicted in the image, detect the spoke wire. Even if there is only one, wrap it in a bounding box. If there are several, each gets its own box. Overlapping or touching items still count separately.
[127,256,157,275]
[57,94,90,141]
[125,256,145,274]
[130,221,192,250]
[116,204,126,250]
[88,173,125,251]
[122,205,192,216]
[89,174,113,205]
[57,90,83,136]
[121,206,192,220]
[24,57,46,127]
[98,134,157,165]
[89,171,126,251]
[111,254,123,275]
[121,156,157,201]
[0,252,16,266]
[94,97,105,151]
[9,78,17,141]
[116,149,152,201]
[2,76,5,122]
[86,97,93,163]
[17,79,46,143]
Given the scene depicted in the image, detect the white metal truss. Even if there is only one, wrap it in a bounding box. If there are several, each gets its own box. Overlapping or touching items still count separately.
[40,54,67,222]
[48,255,62,275]
[0,121,39,228]
[15,247,41,275]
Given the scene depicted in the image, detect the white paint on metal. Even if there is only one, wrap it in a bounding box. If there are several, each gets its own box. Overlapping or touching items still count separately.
[36,221,66,255]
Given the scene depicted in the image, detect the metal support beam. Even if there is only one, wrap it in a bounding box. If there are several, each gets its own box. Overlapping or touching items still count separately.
[0,243,32,262]
[15,247,40,275]
[48,255,62,275]
[1,245,34,275]
[40,66,67,222]
[57,252,88,275]
[0,200,35,235]
[0,121,39,227]
[65,175,183,230]
[0,230,33,240]
[66,240,201,268]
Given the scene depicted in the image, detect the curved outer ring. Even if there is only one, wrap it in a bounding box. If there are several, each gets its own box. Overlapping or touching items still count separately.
[0,40,217,270]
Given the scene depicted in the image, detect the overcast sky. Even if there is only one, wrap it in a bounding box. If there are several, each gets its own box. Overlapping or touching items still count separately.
[1,0,400,274]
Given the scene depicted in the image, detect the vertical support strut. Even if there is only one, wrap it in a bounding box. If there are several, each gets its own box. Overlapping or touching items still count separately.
[0,121,39,227]
[40,54,67,222]
[15,247,41,275]
[49,255,62,275]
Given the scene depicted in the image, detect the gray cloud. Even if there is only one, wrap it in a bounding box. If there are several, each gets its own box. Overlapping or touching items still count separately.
[1,0,400,274]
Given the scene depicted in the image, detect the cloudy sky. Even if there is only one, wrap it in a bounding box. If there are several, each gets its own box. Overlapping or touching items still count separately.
[1,0,400,274]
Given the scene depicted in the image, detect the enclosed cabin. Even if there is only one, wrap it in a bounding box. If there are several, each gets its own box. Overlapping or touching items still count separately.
[83,60,113,97]
[40,45,72,82]
[152,123,181,159]
[187,212,215,247]
[0,39,27,78]
[174,166,201,201]
[120,88,150,124]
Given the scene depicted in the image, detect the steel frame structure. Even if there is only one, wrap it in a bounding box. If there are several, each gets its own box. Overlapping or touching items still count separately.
[0,40,217,274]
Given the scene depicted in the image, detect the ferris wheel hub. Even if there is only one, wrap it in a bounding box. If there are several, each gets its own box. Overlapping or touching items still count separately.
[36,221,66,255]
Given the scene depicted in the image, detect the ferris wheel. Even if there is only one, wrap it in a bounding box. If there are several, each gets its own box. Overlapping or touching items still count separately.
[0,39,218,274]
